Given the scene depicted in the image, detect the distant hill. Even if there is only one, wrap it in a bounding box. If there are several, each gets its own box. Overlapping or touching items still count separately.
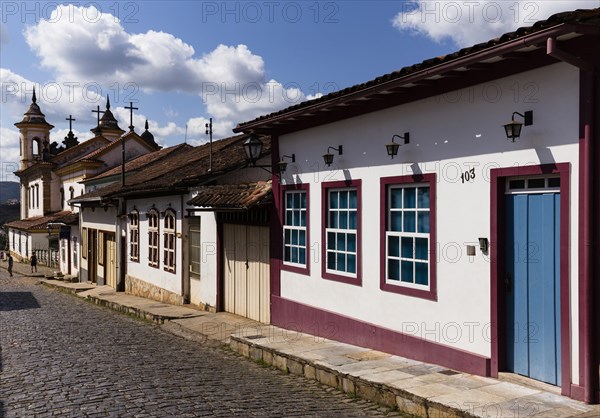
[0,182,19,203]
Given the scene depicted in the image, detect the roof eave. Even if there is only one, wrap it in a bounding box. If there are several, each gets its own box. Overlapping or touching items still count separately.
[234,22,589,133]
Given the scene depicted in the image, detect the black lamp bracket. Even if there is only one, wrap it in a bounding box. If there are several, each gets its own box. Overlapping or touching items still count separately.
[327,145,343,155]
[512,111,533,126]
[391,133,410,144]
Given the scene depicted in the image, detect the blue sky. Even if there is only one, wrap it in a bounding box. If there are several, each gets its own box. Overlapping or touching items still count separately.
[1,1,598,181]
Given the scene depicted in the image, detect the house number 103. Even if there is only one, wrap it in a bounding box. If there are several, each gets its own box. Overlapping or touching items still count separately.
[461,168,476,183]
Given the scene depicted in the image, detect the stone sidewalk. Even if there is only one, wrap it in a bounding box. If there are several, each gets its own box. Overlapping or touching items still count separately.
[2,260,597,417]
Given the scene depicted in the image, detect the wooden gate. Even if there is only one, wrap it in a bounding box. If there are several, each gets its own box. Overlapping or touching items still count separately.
[223,224,270,323]
[105,234,117,289]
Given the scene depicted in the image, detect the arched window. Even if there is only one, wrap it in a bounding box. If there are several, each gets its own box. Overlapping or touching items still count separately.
[129,210,139,262]
[163,209,176,273]
[147,209,159,268]
[69,187,75,209]
[32,137,41,157]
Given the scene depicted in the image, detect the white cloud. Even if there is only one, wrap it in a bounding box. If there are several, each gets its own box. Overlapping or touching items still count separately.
[23,4,307,137]
[393,1,599,47]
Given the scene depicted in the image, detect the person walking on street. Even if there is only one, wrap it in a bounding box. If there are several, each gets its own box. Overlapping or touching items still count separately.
[31,253,37,273]
[7,254,14,277]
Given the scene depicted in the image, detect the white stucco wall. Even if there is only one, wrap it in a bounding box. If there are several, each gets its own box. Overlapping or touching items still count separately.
[126,196,184,297]
[277,63,580,377]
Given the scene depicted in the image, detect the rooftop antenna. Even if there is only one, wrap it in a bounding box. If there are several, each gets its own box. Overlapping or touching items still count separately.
[205,118,213,172]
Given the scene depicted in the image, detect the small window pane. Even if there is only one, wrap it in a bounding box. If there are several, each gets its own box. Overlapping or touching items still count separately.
[293,192,300,208]
[327,232,335,250]
[299,248,306,264]
[528,178,545,188]
[329,211,338,228]
[417,188,430,208]
[299,230,306,246]
[347,254,356,274]
[401,261,414,283]
[403,211,416,232]
[509,179,526,189]
[300,211,306,226]
[349,211,357,229]
[337,253,346,271]
[404,188,416,208]
[286,193,294,208]
[330,191,339,209]
[284,229,290,244]
[339,212,348,229]
[347,233,356,252]
[284,247,291,261]
[349,190,357,209]
[391,189,402,208]
[415,263,428,285]
[291,248,298,263]
[417,212,430,233]
[388,236,399,257]
[415,238,428,260]
[327,252,336,269]
[390,212,402,232]
[336,233,346,251]
[340,191,349,208]
[286,210,293,226]
[548,177,560,188]
[401,237,413,258]
[388,259,400,280]
[301,192,307,208]
[291,230,298,245]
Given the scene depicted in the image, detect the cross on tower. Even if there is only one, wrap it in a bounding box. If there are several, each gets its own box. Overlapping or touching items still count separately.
[92,105,104,126]
[66,115,76,131]
[124,102,138,132]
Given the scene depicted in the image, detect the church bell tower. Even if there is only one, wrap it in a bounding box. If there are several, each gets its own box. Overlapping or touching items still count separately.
[14,88,54,170]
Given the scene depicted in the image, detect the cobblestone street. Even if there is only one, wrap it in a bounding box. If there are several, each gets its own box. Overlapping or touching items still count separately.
[0,271,400,417]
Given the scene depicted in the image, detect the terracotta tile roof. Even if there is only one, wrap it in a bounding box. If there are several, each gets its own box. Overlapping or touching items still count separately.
[5,211,79,231]
[187,181,272,209]
[87,143,192,182]
[235,8,600,132]
[72,134,271,202]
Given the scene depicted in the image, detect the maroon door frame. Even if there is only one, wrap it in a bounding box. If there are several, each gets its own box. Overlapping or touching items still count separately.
[490,163,571,396]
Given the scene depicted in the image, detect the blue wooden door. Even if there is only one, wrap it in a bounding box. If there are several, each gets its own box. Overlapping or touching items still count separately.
[506,192,561,385]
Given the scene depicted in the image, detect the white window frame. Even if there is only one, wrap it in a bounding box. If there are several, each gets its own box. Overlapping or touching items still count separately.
[386,184,431,290]
[283,190,308,268]
[163,210,176,273]
[325,188,358,278]
[148,210,159,268]
[129,211,139,262]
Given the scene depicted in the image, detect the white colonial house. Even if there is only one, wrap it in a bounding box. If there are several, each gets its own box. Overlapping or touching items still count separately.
[6,92,160,277]
[233,9,600,404]
[72,134,272,320]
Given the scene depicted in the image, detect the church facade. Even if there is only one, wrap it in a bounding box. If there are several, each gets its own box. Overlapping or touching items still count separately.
[6,90,160,277]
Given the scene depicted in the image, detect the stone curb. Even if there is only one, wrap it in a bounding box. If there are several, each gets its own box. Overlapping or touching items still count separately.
[230,336,477,418]
[40,280,87,295]
[85,295,178,325]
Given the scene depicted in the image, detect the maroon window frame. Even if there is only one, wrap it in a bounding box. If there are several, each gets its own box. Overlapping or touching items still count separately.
[321,179,362,286]
[380,173,437,301]
[281,183,310,275]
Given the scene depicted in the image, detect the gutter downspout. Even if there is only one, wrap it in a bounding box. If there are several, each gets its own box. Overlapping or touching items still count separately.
[547,37,598,404]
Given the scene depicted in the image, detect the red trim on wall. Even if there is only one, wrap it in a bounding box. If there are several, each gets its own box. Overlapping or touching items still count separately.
[270,135,281,300]
[579,67,599,404]
[280,183,310,276]
[490,163,571,396]
[272,296,491,376]
[379,173,437,301]
[321,179,362,286]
